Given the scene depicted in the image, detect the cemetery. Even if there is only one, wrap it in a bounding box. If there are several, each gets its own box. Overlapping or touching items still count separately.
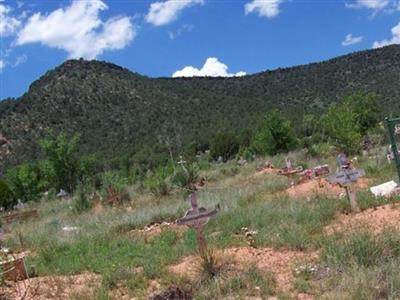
[0,117,399,299]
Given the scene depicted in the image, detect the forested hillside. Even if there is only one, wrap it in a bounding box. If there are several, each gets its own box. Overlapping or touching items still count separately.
[1,45,400,171]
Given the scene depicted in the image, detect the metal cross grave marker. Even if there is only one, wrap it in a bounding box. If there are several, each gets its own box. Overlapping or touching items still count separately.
[386,117,400,183]
[177,192,220,256]
[327,154,365,213]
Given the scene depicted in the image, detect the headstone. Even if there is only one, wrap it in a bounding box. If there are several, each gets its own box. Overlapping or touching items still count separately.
[237,156,247,166]
[177,193,219,256]
[385,117,400,182]
[57,189,68,198]
[328,154,364,212]
[395,124,400,135]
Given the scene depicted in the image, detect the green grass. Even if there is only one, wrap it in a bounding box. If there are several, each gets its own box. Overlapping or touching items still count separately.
[3,148,400,299]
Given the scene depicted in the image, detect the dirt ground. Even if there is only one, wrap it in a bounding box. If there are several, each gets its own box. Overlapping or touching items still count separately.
[0,272,101,300]
[168,246,318,296]
[283,178,370,199]
[326,203,400,234]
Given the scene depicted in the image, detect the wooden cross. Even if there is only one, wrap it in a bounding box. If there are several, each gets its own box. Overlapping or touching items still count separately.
[177,192,219,256]
[327,154,365,212]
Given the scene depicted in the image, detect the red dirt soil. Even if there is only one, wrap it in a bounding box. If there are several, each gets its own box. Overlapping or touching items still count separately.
[327,203,400,234]
[168,247,318,294]
[284,178,370,199]
[0,272,101,300]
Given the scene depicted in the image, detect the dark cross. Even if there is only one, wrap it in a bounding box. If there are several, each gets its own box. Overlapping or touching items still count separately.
[177,192,219,256]
[328,154,365,212]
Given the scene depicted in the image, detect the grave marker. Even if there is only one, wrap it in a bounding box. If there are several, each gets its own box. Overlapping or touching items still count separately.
[327,154,365,212]
[177,192,219,256]
[386,117,400,182]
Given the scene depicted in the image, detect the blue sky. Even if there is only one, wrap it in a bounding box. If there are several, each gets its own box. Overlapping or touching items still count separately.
[1,0,399,99]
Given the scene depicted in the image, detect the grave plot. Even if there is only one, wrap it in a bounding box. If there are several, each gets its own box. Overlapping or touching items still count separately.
[168,246,318,296]
[0,272,101,300]
[326,203,400,234]
[386,117,400,182]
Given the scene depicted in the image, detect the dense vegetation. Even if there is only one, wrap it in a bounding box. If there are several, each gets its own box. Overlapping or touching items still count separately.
[0,45,399,173]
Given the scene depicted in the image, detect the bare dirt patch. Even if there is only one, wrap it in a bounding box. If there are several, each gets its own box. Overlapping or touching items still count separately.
[326,203,400,234]
[0,272,101,300]
[283,178,370,200]
[168,247,318,293]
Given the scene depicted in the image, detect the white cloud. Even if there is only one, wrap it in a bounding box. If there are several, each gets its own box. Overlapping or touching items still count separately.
[16,0,135,59]
[168,24,193,40]
[0,2,21,36]
[0,60,5,73]
[373,22,400,48]
[245,0,284,18]
[346,0,393,10]
[12,54,27,67]
[172,57,246,77]
[146,0,204,26]
[342,34,363,46]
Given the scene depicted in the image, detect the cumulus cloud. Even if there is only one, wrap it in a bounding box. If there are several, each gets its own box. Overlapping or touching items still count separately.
[373,22,400,48]
[146,0,204,26]
[245,0,284,18]
[342,34,363,46]
[172,57,246,77]
[16,0,135,59]
[0,1,21,36]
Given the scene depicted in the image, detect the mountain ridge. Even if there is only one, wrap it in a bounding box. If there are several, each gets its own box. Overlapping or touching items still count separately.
[1,45,400,171]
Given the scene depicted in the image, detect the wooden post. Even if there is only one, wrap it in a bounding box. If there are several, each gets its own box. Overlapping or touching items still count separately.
[176,192,219,257]
[344,183,360,213]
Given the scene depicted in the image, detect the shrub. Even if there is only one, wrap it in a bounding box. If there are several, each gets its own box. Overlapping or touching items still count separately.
[72,184,91,213]
[0,180,15,210]
[323,101,362,154]
[144,167,172,197]
[5,163,43,202]
[40,132,96,192]
[251,109,297,155]
[210,132,239,162]
[172,160,199,191]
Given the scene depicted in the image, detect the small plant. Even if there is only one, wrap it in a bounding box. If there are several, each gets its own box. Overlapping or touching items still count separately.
[144,167,172,197]
[172,159,199,192]
[73,184,91,213]
[199,248,220,280]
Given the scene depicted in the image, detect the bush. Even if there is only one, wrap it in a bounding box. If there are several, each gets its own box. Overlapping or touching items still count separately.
[40,132,96,192]
[323,101,362,154]
[73,184,91,213]
[0,180,15,210]
[5,163,43,202]
[251,109,297,155]
[172,160,199,191]
[144,167,172,197]
[210,132,240,162]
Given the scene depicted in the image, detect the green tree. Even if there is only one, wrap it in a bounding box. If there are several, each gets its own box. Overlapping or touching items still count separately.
[210,132,239,162]
[5,163,43,202]
[323,102,362,154]
[345,92,380,134]
[251,109,297,155]
[0,180,14,210]
[40,132,95,192]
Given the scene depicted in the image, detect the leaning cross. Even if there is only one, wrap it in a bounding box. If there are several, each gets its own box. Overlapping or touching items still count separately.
[327,154,365,212]
[177,192,219,256]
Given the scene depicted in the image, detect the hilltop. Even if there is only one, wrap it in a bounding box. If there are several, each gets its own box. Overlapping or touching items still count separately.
[1,45,400,170]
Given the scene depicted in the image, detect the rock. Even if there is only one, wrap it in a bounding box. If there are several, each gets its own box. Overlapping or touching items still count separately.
[148,285,191,300]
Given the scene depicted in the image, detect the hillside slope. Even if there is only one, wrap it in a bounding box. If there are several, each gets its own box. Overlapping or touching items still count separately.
[1,45,400,170]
